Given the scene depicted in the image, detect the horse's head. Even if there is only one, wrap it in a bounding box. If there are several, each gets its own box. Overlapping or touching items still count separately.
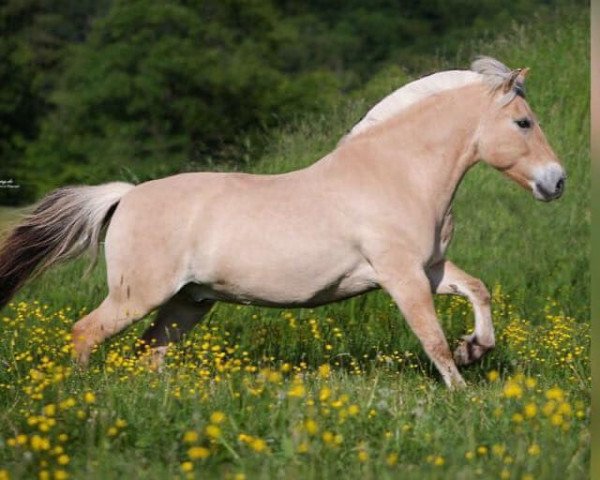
[475,59,565,201]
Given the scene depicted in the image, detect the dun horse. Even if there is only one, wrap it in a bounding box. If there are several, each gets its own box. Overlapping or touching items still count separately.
[0,57,565,388]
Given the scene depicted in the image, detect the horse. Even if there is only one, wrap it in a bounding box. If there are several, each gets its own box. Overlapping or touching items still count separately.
[0,57,565,388]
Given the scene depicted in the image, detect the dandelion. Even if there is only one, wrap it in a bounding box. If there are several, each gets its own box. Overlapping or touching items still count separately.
[250,437,268,453]
[0,470,8,480]
[433,456,445,466]
[205,425,221,439]
[527,444,540,456]
[348,404,360,416]
[545,387,564,401]
[319,387,331,402]
[465,451,475,460]
[43,404,56,417]
[318,364,331,378]
[503,382,522,399]
[357,449,369,463]
[492,444,506,457]
[54,471,68,480]
[487,370,499,382]
[550,414,564,426]
[183,431,199,443]
[181,462,193,473]
[107,427,118,437]
[524,402,538,418]
[188,446,210,460]
[477,446,488,455]
[304,419,318,435]
[57,455,70,466]
[288,382,305,398]
[83,392,96,404]
[115,419,127,428]
[386,452,398,466]
[558,402,572,415]
[210,411,226,424]
[512,413,524,424]
[297,442,309,453]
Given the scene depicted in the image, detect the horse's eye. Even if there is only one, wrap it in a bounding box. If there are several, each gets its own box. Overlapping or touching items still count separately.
[515,118,531,129]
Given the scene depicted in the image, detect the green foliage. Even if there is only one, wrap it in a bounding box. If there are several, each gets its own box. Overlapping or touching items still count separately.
[20,0,342,195]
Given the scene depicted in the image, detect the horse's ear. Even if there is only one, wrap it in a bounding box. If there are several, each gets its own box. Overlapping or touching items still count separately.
[503,67,529,93]
[517,67,530,83]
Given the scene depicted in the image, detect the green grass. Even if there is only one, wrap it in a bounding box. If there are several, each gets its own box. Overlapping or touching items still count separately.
[0,7,589,480]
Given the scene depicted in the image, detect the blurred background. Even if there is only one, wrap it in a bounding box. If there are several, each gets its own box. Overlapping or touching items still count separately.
[0,0,587,205]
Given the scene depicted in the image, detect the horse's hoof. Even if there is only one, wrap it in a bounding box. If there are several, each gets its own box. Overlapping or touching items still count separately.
[453,335,491,366]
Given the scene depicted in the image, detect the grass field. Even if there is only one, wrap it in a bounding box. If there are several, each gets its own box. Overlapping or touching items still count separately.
[0,7,589,480]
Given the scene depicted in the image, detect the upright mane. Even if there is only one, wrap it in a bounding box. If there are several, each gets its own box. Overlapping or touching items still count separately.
[342,56,517,142]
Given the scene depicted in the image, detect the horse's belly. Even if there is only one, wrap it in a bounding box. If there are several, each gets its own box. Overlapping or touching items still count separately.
[185,257,378,308]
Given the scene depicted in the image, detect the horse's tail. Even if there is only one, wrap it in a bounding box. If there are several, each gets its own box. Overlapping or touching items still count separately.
[0,182,135,309]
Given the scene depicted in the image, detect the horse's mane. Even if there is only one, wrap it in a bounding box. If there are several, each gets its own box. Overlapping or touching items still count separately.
[343,56,517,142]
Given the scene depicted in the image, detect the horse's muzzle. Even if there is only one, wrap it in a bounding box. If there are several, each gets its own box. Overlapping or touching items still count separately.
[532,165,566,201]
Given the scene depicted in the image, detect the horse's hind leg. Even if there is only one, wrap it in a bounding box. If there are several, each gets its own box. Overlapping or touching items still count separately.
[72,293,157,366]
[71,272,177,365]
[427,259,495,365]
[138,293,215,366]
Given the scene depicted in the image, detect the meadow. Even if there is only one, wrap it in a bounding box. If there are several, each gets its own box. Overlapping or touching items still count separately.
[0,7,590,480]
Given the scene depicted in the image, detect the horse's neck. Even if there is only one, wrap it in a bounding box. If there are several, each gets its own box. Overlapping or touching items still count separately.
[331,86,485,220]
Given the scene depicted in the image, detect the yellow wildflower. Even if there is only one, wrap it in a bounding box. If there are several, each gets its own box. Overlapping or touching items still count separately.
[83,392,96,404]
[524,403,538,418]
[487,370,499,382]
[250,438,268,453]
[545,387,564,401]
[43,404,56,417]
[188,446,210,459]
[304,419,318,436]
[512,413,524,424]
[528,444,540,456]
[288,383,305,398]
[297,442,309,453]
[205,425,221,439]
[181,462,193,473]
[319,387,331,402]
[503,382,522,399]
[318,364,331,379]
[183,431,199,444]
[210,411,226,424]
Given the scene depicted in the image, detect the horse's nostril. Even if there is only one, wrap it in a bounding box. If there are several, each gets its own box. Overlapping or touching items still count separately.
[555,177,565,195]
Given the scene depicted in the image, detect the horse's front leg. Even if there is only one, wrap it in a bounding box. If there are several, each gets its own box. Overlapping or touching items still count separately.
[374,257,466,389]
[427,259,495,365]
